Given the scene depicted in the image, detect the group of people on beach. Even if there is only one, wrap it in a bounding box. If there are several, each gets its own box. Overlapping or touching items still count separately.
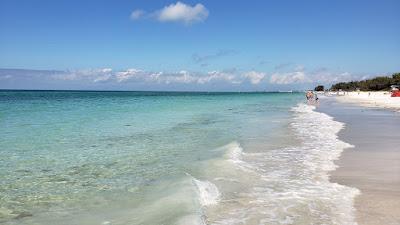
[306,90,319,104]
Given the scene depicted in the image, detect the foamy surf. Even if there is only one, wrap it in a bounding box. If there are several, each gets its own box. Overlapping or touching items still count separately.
[211,141,243,163]
[174,176,221,225]
[192,178,221,207]
[220,141,257,173]
[199,103,360,225]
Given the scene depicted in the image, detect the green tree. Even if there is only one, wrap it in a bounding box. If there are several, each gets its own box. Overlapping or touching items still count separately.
[314,85,324,91]
[392,73,400,84]
[330,72,400,91]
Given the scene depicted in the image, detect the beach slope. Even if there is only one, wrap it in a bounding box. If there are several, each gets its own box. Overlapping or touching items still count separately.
[318,99,400,225]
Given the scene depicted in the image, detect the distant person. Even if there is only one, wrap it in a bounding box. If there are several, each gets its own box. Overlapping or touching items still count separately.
[306,91,312,100]
[306,91,314,104]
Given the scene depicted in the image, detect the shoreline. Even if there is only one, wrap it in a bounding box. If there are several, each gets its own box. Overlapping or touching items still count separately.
[333,91,400,112]
[318,97,400,225]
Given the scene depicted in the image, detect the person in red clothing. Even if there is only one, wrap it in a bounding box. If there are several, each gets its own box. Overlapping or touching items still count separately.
[391,85,400,97]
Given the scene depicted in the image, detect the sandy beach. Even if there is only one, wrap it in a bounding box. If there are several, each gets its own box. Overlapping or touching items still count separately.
[334,91,400,111]
[319,98,400,225]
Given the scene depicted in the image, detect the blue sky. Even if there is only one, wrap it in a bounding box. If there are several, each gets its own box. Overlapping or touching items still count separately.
[0,0,399,91]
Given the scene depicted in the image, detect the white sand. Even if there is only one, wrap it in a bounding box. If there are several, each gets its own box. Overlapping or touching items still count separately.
[334,91,400,111]
[318,98,400,225]
[332,150,400,225]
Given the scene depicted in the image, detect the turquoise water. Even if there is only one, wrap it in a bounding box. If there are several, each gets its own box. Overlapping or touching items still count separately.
[0,91,358,225]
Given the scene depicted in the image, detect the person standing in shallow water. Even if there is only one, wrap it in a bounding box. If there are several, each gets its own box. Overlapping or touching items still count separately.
[306,91,313,104]
[306,91,319,105]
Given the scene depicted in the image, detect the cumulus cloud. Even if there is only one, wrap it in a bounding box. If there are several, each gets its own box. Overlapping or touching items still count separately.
[131,2,209,25]
[53,68,113,82]
[3,67,386,92]
[4,66,380,91]
[51,68,256,85]
[307,70,369,84]
[270,71,309,84]
[157,2,209,24]
[115,69,142,82]
[269,65,371,86]
[243,71,266,84]
[199,71,238,84]
[163,70,196,84]
[50,66,365,87]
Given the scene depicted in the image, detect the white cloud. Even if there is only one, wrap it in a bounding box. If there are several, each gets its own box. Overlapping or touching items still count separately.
[198,71,238,84]
[163,70,196,84]
[269,66,363,85]
[115,69,142,82]
[144,70,237,84]
[52,68,250,85]
[94,74,112,82]
[5,68,383,91]
[131,2,209,25]
[130,10,145,20]
[157,2,209,24]
[270,71,309,84]
[52,68,133,83]
[307,70,361,84]
[53,68,114,82]
[243,71,265,84]
[50,66,372,90]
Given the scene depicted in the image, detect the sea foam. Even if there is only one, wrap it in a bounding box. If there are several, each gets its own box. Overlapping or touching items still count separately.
[192,178,221,207]
[202,103,360,225]
[224,141,243,163]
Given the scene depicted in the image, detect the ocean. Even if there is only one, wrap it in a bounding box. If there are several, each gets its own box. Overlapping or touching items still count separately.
[0,91,358,225]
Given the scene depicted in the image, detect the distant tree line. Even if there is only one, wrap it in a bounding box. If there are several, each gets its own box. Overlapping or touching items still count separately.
[330,73,400,91]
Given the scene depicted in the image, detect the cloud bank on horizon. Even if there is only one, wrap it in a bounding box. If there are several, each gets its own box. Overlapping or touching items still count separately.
[0,67,374,91]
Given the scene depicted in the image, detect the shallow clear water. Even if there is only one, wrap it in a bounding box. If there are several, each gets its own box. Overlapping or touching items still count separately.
[0,91,357,225]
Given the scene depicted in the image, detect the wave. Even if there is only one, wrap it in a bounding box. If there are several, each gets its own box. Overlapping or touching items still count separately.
[224,141,243,163]
[201,103,360,225]
[290,103,355,176]
[192,178,221,207]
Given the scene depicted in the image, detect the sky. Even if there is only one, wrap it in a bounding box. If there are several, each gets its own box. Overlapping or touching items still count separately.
[0,0,399,91]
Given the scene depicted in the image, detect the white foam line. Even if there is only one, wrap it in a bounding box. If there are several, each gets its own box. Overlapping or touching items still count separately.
[211,104,360,224]
[185,173,221,208]
[291,103,360,224]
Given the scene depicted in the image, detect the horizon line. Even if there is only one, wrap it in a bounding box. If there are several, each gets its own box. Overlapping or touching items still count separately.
[0,88,305,93]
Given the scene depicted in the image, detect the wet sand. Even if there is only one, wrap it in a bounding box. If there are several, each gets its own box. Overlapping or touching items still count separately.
[318,98,400,225]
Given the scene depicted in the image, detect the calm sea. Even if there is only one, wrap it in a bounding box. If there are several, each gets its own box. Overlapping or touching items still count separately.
[0,91,358,225]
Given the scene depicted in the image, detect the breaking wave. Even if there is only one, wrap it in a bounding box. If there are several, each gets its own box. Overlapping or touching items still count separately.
[201,103,360,225]
[192,178,221,207]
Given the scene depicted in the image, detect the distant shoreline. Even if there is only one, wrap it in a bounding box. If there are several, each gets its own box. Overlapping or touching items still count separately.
[332,91,400,111]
